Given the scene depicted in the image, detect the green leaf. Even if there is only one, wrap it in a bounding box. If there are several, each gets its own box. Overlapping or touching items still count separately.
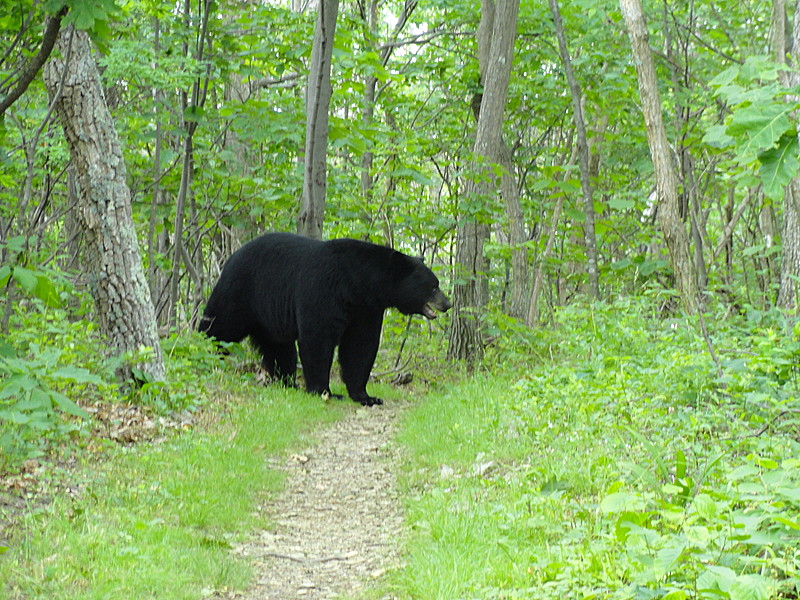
[34,274,62,308]
[0,264,10,287]
[703,124,734,149]
[49,366,103,385]
[184,105,206,123]
[759,132,799,199]
[614,511,644,542]
[698,566,737,594]
[11,266,38,293]
[755,456,778,469]
[607,197,635,210]
[740,55,783,82]
[776,485,800,501]
[600,491,645,513]
[709,65,739,88]
[3,236,26,253]
[0,373,38,399]
[728,103,792,164]
[773,515,800,530]
[675,449,687,479]
[638,259,668,276]
[693,493,717,520]
[21,388,53,412]
[49,391,91,420]
[391,167,434,186]
[729,574,771,600]
[653,543,685,580]
[0,409,30,424]
[742,244,765,257]
[611,259,632,271]
[0,338,14,358]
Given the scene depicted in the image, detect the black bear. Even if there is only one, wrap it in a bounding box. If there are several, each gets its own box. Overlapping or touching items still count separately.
[199,232,451,406]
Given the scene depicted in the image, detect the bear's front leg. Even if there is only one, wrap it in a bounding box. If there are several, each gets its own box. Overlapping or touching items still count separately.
[339,311,384,406]
[351,393,383,407]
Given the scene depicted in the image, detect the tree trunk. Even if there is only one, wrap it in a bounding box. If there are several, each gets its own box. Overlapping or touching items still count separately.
[360,0,379,203]
[778,180,800,308]
[549,0,600,300]
[43,27,165,381]
[619,0,698,313]
[448,0,520,362]
[147,16,165,314]
[166,0,211,328]
[527,149,576,325]
[775,0,800,309]
[662,6,708,292]
[297,0,339,240]
[499,142,528,319]
[468,64,527,321]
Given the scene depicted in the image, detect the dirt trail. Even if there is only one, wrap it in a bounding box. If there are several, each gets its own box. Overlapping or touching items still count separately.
[232,400,406,600]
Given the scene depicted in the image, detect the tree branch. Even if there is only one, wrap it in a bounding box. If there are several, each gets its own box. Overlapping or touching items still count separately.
[0,5,68,117]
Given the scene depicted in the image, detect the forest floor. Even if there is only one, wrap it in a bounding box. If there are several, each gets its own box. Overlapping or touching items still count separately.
[225,398,406,600]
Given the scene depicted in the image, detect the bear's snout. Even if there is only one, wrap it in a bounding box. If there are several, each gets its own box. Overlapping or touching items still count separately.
[424,288,452,319]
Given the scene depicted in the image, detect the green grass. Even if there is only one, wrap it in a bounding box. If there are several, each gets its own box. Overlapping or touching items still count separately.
[389,302,800,599]
[1,385,344,599]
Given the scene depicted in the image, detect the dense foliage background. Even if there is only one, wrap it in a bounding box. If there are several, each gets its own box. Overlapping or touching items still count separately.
[2,1,800,598]
[3,0,795,335]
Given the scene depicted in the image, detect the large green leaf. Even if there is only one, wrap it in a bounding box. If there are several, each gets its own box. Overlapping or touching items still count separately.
[759,132,800,199]
[653,542,685,580]
[729,574,771,600]
[49,390,91,420]
[702,124,734,149]
[34,273,62,308]
[728,103,792,164]
[600,491,646,513]
[50,366,103,385]
[11,266,38,293]
[0,264,10,287]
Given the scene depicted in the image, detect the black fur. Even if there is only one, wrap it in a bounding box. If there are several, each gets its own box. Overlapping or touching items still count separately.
[199,233,451,406]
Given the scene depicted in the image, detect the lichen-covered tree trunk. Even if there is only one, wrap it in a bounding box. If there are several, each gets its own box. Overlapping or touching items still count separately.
[448,0,520,362]
[774,0,800,309]
[468,82,527,321]
[778,180,800,308]
[499,141,529,319]
[297,0,339,240]
[620,0,698,313]
[43,27,165,381]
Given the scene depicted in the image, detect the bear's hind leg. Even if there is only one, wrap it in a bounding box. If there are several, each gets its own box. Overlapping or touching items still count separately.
[272,342,298,387]
[252,335,297,387]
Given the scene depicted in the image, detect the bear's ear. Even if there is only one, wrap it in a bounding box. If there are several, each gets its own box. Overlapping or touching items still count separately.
[389,249,416,276]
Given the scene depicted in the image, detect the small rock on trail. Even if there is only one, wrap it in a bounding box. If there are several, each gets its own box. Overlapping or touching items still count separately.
[231,400,406,600]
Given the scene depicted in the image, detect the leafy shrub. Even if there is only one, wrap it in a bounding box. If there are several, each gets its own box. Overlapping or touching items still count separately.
[395,299,800,599]
[0,307,113,464]
[128,331,248,413]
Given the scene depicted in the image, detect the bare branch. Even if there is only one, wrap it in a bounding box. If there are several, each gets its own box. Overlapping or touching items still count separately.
[0,5,68,117]
[255,72,303,89]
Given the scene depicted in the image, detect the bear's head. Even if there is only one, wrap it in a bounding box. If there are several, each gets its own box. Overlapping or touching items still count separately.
[391,254,452,319]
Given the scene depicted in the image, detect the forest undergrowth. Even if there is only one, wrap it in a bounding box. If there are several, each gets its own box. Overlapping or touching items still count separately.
[0,289,349,598]
[390,298,800,600]
[1,297,800,599]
